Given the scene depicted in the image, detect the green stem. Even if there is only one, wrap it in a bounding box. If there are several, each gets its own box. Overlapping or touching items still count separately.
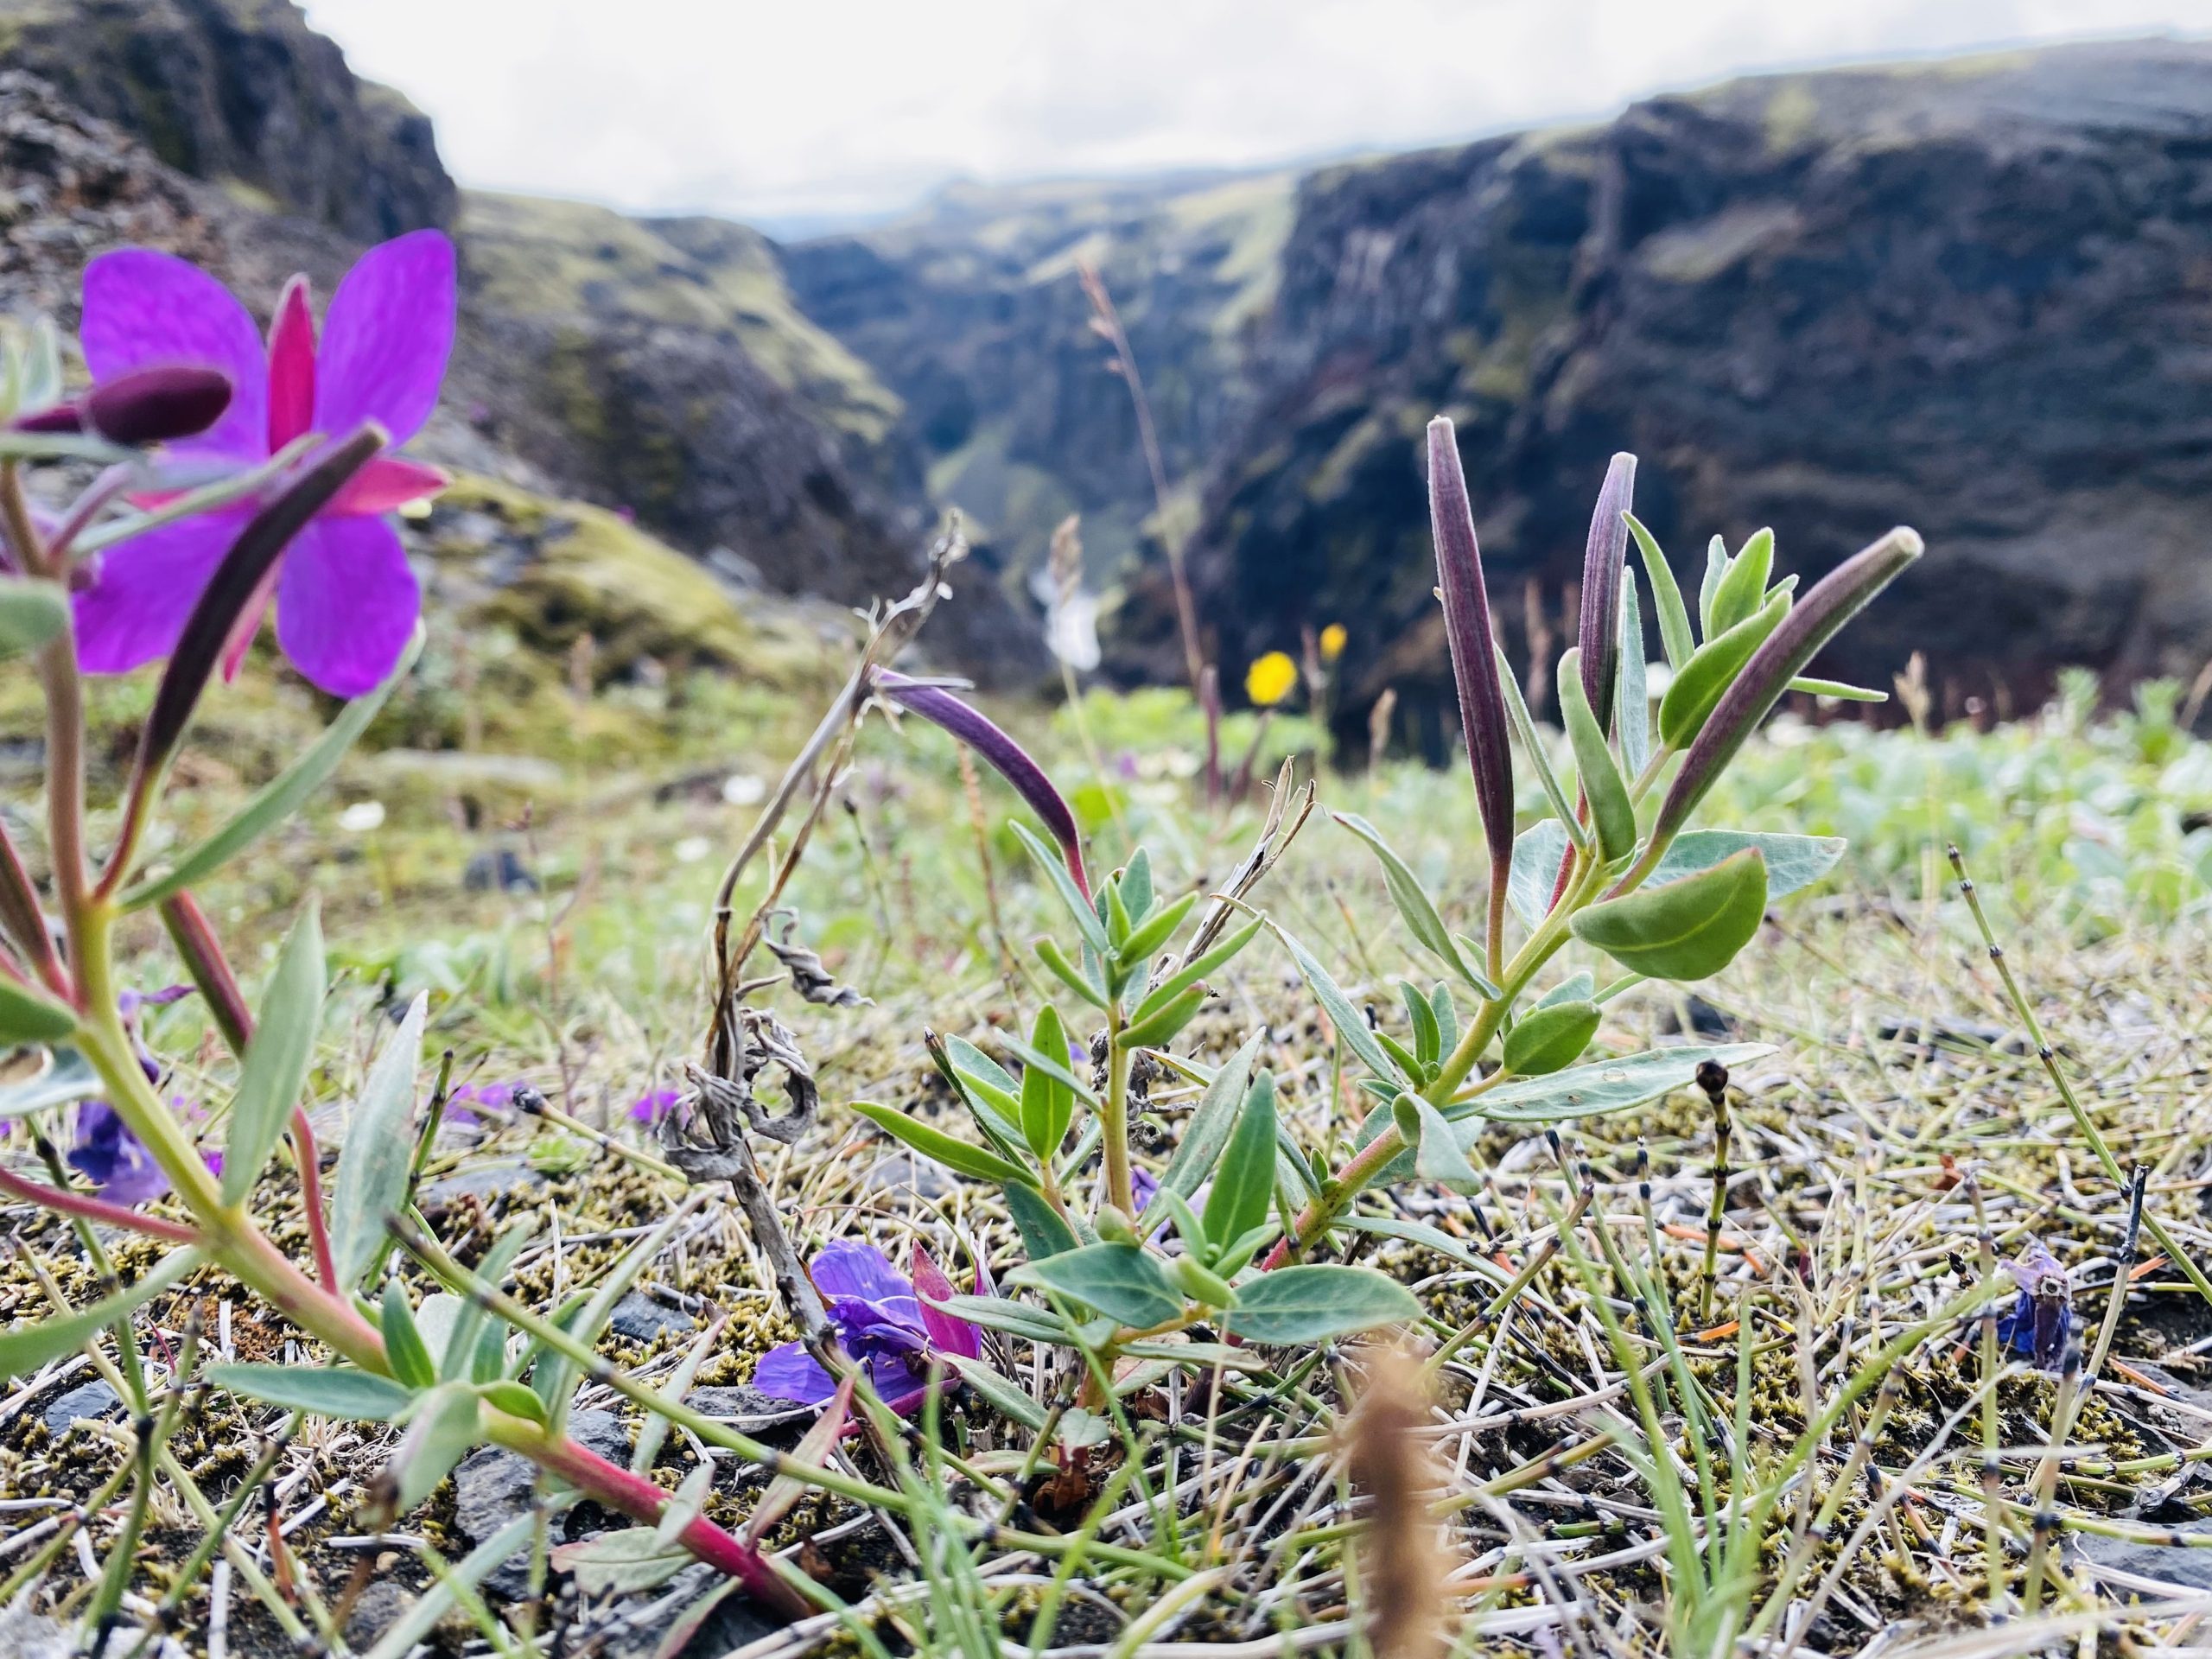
[1102,1000,1135,1217]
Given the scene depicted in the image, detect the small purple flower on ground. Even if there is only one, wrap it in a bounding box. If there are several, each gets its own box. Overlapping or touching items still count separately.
[753,1241,980,1412]
[1996,1238,2075,1370]
[69,1101,169,1206]
[443,1079,518,1127]
[1131,1164,1160,1213]
[72,231,456,696]
[627,1088,682,1126]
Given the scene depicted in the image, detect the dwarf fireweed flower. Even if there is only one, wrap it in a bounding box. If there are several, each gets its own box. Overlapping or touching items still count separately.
[72,231,456,696]
[752,1241,980,1412]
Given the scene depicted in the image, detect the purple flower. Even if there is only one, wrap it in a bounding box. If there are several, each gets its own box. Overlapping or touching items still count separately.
[753,1242,980,1413]
[1131,1165,1160,1213]
[68,1100,171,1206]
[1996,1239,2075,1371]
[442,1079,518,1127]
[627,1088,682,1126]
[72,231,456,697]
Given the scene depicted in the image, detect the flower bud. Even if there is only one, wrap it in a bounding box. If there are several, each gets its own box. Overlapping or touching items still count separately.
[1096,1204,1138,1245]
[12,366,232,446]
[1171,1253,1237,1308]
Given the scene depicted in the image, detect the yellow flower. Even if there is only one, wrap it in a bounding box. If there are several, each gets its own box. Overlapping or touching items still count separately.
[1318,623,1347,664]
[1245,651,1299,708]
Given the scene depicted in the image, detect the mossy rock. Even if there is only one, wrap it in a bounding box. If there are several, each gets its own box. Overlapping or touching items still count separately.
[425,474,840,691]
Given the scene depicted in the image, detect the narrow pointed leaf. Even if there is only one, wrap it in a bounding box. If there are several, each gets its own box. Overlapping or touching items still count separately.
[205,1363,415,1421]
[1573,848,1769,981]
[0,1247,201,1378]
[1264,916,1405,1084]
[391,1382,481,1511]
[1618,578,1649,778]
[0,978,76,1046]
[849,1098,1039,1188]
[1130,915,1262,1027]
[1706,528,1774,639]
[1495,642,1587,849]
[1788,676,1886,702]
[1333,812,1495,995]
[382,1281,436,1390]
[1160,1028,1262,1203]
[1657,588,1789,751]
[222,898,324,1204]
[329,993,426,1290]
[1203,1071,1278,1248]
[1559,647,1635,861]
[1020,1004,1076,1159]
[1625,513,1694,669]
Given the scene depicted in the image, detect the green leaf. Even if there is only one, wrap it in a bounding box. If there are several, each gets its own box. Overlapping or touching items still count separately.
[849,1098,1039,1188]
[1012,822,1108,955]
[1493,641,1586,845]
[1572,848,1770,981]
[1401,981,1440,1069]
[1706,528,1774,638]
[1002,1183,1080,1262]
[1647,830,1844,899]
[1159,1028,1262,1204]
[1034,937,1109,1009]
[1535,971,1596,1008]
[1119,848,1154,925]
[1507,820,1573,928]
[1152,1186,1208,1258]
[1465,1041,1773,1124]
[940,1039,1028,1152]
[1129,915,1263,1027]
[1226,1265,1420,1344]
[441,1219,534,1383]
[1203,1071,1281,1250]
[1429,983,1459,1055]
[550,1527,690,1597]
[1625,513,1695,670]
[1264,917,1405,1084]
[1698,534,1728,639]
[1020,1004,1077,1160]
[1117,889,1194,969]
[1009,1243,1185,1329]
[998,1033,1099,1107]
[1409,1094,1479,1191]
[382,1281,436,1390]
[204,1363,414,1422]
[1618,577,1649,779]
[940,1353,1050,1431]
[1558,647,1635,861]
[0,577,68,661]
[391,1381,481,1511]
[0,1248,201,1379]
[1502,1000,1601,1077]
[1332,812,1493,995]
[0,978,77,1047]
[123,630,421,910]
[1657,588,1789,751]
[1788,675,1886,702]
[1117,986,1206,1050]
[221,899,324,1205]
[329,993,425,1290]
[478,1378,546,1424]
[934,1292,1073,1344]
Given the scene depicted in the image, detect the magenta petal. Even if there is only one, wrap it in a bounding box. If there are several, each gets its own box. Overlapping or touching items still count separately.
[72,509,248,676]
[333,455,447,516]
[752,1343,837,1406]
[273,515,418,696]
[313,231,455,447]
[81,250,268,461]
[265,276,317,451]
[911,1248,982,1360]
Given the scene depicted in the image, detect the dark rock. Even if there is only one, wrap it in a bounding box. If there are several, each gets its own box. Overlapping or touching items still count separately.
[340,1579,416,1652]
[607,1291,696,1344]
[1875,1014,2026,1058]
[42,1378,122,1435]
[453,1407,630,1597]
[463,846,538,894]
[683,1385,812,1447]
[419,1158,546,1212]
[1115,41,2212,731]
[861,1150,953,1198]
[1660,996,1738,1040]
[593,1562,779,1659]
[0,0,455,238]
[2078,1529,2212,1591]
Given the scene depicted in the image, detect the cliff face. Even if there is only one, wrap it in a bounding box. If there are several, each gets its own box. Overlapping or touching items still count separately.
[0,0,454,238]
[1129,41,2212,731]
[781,171,1294,588]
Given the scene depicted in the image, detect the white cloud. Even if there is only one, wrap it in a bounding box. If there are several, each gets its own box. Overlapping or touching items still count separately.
[302,0,2212,226]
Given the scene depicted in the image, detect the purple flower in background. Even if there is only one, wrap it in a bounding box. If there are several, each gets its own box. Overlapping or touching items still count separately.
[1131,1165,1160,1213]
[72,231,456,696]
[443,1079,518,1126]
[68,1100,170,1206]
[1996,1238,2075,1371]
[627,1088,682,1126]
[753,1242,980,1413]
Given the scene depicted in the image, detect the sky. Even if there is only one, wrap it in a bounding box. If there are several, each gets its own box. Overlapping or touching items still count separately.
[303,0,2212,232]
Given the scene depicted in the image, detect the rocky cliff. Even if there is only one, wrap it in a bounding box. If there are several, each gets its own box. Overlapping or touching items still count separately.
[784,40,2212,736]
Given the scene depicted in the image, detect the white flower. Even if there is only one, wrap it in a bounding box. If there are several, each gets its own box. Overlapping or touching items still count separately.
[338,800,385,833]
[674,836,711,864]
[721,772,767,806]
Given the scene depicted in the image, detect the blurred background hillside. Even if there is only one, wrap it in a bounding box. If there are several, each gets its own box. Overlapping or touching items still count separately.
[6,0,2212,750]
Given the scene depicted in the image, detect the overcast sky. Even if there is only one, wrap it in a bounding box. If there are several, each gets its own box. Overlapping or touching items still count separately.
[303,1,2212,230]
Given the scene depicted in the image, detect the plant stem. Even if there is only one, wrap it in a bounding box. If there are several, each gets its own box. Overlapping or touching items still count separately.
[1103,1001,1135,1216]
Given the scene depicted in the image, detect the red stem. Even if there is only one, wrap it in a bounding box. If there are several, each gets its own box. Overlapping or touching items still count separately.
[524,1428,808,1618]
[0,1162,201,1244]
[289,1107,339,1291]
[0,817,67,999]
